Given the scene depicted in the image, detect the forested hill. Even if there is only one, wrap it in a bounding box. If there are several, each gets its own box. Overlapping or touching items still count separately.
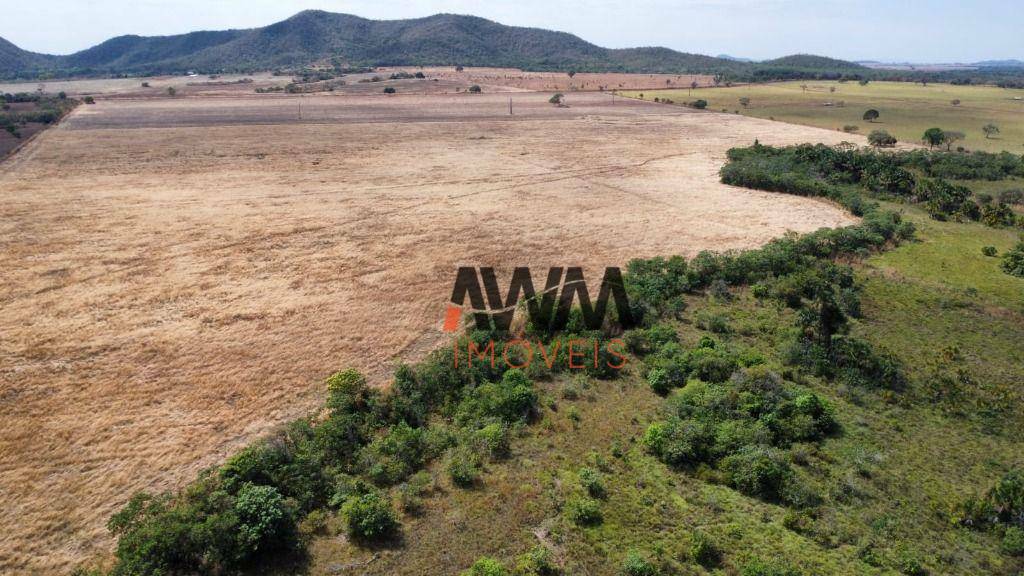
[0,10,858,79]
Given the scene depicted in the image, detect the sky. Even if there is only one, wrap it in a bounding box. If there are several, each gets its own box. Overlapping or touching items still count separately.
[2,0,1021,63]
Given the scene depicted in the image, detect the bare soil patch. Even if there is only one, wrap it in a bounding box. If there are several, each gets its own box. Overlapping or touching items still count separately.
[0,91,858,573]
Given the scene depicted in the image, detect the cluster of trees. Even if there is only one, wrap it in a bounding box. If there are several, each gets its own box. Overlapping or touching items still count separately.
[1,92,79,140]
[722,143,1024,228]
[100,305,635,575]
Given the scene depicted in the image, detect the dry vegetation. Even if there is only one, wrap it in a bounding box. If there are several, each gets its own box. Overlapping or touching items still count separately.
[0,86,861,573]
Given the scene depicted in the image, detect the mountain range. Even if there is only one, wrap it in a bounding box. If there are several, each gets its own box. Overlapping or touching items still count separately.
[0,10,866,80]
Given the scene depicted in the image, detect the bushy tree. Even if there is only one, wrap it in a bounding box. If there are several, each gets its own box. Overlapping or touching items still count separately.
[341,491,399,540]
[867,130,896,148]
[922,127,946,148]
[983,123,1000,139]
[462,557,508,576]
[862,109,879,122]
[1001,240,1024,278]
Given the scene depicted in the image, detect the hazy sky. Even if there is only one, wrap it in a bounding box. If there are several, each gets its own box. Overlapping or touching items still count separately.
[3,0,1020,62]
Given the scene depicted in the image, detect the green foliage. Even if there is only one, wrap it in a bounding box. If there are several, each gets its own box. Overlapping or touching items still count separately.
[868,130,896,148]
[462,557,509,576]
[1001,240,1024,278]
[689,531,720,567]
[515,546,560,575]
[922,127,945,148]
[549,93,564,104]
[578,466,607,499]
[862,109,879,122]
[447,447,483,487]
[721,445,795,502]
[1002,526,1024,556]
[468,85,482,93]
[741,558,802,576]
[341,491,399,540]
[621,549,659,576]
[566,496,603,526]
[383,86,396,93]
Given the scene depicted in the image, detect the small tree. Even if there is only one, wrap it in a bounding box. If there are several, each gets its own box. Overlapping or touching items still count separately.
[922,127,946,148]
[141,82,150,88]
[468,85,482,93]
[867,129,896,148]
[1002,239,1024,278]
[983,123,1000,139]
[341,492,399,540]
[862,109,880,122]
[83,96,95,104]
[943,130,965,151]
[951,99,961,106]
[739,97,751,108]
[689,80,698,95]
[829,86,836,93]
[549,93,564,105]
[858,79,870,86]
[455,65,464,72]
[567,71,576,78]
[167,87,176,97]
[383,86,396,94]
[691,99,708,109]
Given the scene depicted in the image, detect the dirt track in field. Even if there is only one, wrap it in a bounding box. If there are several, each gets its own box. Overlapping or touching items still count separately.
[0,90,860,573]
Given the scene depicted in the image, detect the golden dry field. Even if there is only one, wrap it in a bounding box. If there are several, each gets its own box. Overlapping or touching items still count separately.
[0,87,860,573]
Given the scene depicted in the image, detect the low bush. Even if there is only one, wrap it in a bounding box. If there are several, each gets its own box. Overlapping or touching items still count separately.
[462,556,508,576]
[1001,240,1024,278]
[621,549,659,576]
[341,491,399,540]
[565,496,603,526]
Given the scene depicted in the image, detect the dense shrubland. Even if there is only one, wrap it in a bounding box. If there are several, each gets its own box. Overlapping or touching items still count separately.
[722,143,1024,230]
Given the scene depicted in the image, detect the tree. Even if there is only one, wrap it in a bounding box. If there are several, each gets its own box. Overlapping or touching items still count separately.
[689,80,698,96]
[867,130,896,148]
[383,86,396,94]
[739,97,751,108]
[567,71,576,78]
[341,492,398,540]
[858,79,870,86]
[468,85,482,93]
[455,65,464,72]
[983,123,1000,139]
[922,127,946,149]
[829,86,836,93]
[691,99,708,109]
[942,130,965,151]
[951,99,961,106]
[862,109,879,122]
[549,93,564,105]
[800,84,808,92]
[167,87,176,96]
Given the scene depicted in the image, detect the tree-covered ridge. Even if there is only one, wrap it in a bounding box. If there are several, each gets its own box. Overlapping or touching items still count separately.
[0,11,850,80]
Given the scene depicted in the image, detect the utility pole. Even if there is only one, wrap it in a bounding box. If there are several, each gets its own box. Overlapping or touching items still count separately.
[509,96,512,116]
[298,96,303,121]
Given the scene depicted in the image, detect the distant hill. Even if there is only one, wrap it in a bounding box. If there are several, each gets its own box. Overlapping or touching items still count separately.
[0,37,57,76]
[974,59,1024,68]
[716,54,755,63]
[0,11,862,80]
[761,54,866,69]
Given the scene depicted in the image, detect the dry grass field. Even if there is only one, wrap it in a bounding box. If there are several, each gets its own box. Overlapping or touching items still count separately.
[0,88,860,573]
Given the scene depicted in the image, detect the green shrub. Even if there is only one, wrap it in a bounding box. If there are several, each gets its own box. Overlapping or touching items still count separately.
[1002,526,1024,556]
[621,549,659,576]
[982,246,998,257]
[474,422,512,459]
[462,556,508,576]
[234,484,299,558]
[468,85,482,93]
[741,558,802,576]
[447,447,483,487]
[689,531,720,567]
[515,545,560,575]
[397,471,432,514]
[341,492,399,540]
[566,496,603,526]
[896,552,928,575]
[383,86,396,94]
[578,467,607,499]
[721,445,793,501]
[1001,240,1024,278]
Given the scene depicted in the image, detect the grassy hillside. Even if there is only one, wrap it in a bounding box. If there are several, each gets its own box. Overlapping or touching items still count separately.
[623,81,1024,153]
